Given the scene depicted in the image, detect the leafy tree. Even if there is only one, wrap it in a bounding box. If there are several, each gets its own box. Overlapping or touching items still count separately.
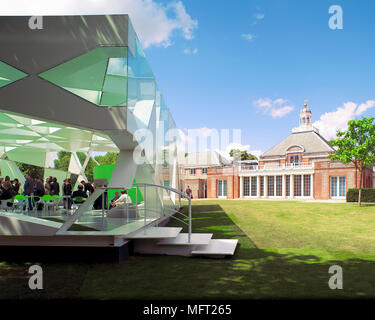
[229,149,258,161]
[94,152,119,165]
[15,162,44,179]
[329,116,375,206]
[1,155,44,179]
[54,151,71,171]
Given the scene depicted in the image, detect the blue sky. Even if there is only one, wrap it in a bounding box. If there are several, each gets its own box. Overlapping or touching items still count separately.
[2,0,375,156]
[143,0,375,155]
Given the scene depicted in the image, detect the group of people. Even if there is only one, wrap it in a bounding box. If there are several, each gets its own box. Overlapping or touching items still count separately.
[22,174,95,210]
[0,176,21,200]
[0,172,133,212]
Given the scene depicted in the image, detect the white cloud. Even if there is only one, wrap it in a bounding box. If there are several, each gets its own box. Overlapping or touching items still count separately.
[0,0,198,49]
[224,142,262,159]
[242,33,255,41]
[313,100,375,140]
[253,98,294,118]
[183,47,198,55]
[253,13,264,20]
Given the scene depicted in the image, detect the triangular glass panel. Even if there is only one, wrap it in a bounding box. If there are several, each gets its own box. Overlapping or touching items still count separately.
[39,46,128,107]
[0,61,27,88]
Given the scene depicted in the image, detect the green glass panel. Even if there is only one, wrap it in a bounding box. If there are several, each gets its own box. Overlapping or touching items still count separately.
[93,164,143,205]
[39,47,128,107]
[0,61,27,88]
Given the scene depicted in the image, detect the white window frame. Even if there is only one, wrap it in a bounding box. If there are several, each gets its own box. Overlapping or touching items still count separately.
[218,179,227,199]
[331,176,346,199]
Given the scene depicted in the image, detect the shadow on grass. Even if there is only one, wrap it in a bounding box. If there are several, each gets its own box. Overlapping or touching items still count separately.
[77,204,375,299]
[2,204,375,299]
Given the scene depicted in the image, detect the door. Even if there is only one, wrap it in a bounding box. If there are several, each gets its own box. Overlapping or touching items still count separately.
[218,179,227,198]
[331,176,346,199]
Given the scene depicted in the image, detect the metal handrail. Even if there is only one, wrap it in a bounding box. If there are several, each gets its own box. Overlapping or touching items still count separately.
[56,182,193,243]
[109,183,192,242]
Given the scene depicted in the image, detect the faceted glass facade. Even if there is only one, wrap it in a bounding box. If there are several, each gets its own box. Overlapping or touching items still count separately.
[39,47,128,107]
[0,61,27,88]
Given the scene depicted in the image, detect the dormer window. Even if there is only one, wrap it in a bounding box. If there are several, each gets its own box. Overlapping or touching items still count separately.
[290,155,299,165]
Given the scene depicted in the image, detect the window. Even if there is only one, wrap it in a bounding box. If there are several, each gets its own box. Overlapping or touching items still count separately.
[202,168,207,174]
[243,177,250,196]
[286,175,290,196]
[339,177,346,197]
[294,175,302,197]
[268,176,274,196]
[218,180,227,197]
[260,176,264,196]
[303,175,311,197]
[251,177,257,196]
[331,176,346,198]
[276,176,282,196]
[290,155,299,165]
[190,168,196,175]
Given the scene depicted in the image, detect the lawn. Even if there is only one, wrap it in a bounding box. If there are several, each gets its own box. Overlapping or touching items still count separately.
[1,200,375,299]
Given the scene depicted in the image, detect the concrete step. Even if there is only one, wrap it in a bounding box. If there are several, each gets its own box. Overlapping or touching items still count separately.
[124,227,182,239]
[191,239,238,258]
[157,233,213,246]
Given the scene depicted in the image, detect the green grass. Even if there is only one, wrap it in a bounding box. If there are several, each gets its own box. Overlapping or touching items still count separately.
[2,200,375,299]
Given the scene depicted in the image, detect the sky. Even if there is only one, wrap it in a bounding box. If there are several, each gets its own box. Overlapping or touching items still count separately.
[2,0,375,157]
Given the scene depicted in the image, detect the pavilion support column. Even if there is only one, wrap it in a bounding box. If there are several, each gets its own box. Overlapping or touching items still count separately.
[282,174,286,199]
[257,175,261,199]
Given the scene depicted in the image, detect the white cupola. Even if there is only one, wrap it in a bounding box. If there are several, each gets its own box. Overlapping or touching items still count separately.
[292,100,319,133]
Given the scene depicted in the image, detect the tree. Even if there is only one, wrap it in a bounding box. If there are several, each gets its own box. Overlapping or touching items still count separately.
[1,155,44,179]
[94,152,119,166]
[54,151,71,171]
[16,162,44,179]
[329,116,375,207]
[229,149,258,161]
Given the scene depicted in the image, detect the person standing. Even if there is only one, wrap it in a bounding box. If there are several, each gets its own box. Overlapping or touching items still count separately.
[44,177,51,195]
[50,177,60,196]
[33,177,45,211]
[23,173,34,211]
[63,179,72,210]
[185,185,192,198]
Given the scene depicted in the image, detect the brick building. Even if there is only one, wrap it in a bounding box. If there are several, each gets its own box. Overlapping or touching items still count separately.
[238,103,374,200]
[180,151,232,199]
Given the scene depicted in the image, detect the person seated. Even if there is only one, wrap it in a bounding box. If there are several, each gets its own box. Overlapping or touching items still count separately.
[110,191,120,209]
[72,185,88,202]
[112,190,131,207]
[12,179,20,195]
[81,180,94,195]
[0,180,14,200]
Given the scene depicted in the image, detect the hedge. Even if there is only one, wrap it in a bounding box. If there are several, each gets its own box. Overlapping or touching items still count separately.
[346,188,375,202]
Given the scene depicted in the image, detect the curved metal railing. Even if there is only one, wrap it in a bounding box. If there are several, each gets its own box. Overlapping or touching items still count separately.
[56,182,192,242]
